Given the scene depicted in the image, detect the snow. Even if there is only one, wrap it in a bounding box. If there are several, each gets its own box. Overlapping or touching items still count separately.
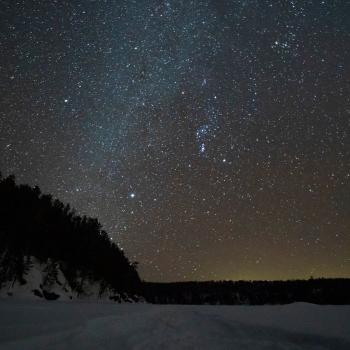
[0,257,139,302]
[0,258,74,301]
[0,301,349,349]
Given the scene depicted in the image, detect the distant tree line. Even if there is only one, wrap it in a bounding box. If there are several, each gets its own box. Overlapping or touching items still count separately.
[0,173,140,294]
[143,279,350,305]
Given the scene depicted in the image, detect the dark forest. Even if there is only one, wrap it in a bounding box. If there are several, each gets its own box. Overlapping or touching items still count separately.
[1,173,349,304]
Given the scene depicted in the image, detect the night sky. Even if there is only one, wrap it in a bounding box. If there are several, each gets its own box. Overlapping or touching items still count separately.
[1,0,349,282]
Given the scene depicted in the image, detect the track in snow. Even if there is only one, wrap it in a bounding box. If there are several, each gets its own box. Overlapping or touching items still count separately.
[0,300,349,349]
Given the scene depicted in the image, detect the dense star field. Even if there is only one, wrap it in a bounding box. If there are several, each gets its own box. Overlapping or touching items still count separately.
[0,1,349,282]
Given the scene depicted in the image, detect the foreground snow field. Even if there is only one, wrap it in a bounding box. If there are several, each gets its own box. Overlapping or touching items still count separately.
[0,301,349,350]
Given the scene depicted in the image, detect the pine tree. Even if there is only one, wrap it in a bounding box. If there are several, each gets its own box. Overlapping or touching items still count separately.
[43,259,59,289]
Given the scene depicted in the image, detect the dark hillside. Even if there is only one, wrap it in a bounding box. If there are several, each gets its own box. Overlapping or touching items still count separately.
[0,173,140,296]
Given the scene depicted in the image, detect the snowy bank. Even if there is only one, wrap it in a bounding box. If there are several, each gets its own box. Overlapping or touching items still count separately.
[0,256,141,303]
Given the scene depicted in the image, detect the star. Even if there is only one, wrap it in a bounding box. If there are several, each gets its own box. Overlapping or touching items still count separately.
[0,0,348,282]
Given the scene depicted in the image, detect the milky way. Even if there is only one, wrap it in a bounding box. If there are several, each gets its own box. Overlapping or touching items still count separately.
[1,0,349,281]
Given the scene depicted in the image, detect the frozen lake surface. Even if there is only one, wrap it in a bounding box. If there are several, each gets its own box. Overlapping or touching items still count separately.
[0,300,349,349]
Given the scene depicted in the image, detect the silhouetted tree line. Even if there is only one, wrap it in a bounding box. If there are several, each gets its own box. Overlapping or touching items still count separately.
[0,173,140,294]
[143,279,350,305]
[2,173,349,304]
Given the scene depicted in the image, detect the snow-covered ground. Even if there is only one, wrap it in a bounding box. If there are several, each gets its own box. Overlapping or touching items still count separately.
[0,300,349,350]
